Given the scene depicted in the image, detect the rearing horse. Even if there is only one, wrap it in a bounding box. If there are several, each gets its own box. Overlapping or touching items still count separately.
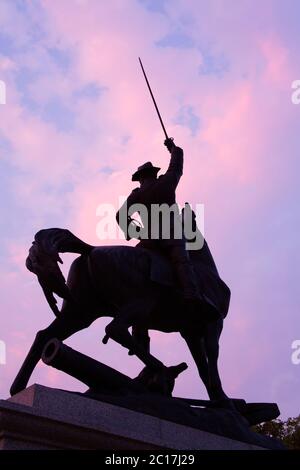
[10,227,231,404]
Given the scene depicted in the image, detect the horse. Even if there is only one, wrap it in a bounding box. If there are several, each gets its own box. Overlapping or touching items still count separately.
[10,227,231,406]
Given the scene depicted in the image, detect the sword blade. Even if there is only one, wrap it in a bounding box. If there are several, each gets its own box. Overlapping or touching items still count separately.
[138,57,169,140]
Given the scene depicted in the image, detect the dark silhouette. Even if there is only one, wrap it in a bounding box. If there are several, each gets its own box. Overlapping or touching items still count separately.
[117,139,204,316]
[10,220,230,404]
[9,224,284,449]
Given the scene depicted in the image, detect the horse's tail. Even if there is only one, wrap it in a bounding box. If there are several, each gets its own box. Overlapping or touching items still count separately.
[26,228,94,316]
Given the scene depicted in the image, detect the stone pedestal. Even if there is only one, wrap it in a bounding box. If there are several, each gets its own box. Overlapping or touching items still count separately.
[0,384,274,450]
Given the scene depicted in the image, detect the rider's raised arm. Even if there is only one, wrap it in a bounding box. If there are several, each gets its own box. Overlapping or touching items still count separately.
[163,139,183,189]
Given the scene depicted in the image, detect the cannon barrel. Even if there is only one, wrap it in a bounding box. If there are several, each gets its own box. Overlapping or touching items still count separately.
[42,338,145,395]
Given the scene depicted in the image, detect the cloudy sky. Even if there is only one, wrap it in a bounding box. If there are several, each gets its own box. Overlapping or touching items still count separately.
[0,0,299,419]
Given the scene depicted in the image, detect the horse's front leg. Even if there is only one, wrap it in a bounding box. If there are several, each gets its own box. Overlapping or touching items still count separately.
[103,298,164,371]
[10,316,87,396]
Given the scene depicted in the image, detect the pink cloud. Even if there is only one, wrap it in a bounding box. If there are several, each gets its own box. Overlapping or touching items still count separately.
[260,36,291,86]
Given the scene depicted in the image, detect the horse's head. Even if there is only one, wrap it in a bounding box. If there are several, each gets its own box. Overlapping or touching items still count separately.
[25,229,80,317]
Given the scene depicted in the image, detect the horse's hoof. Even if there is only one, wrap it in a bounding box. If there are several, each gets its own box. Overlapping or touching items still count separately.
[10,382,24,396]
[102,334,109,344]
[105,322,128,347]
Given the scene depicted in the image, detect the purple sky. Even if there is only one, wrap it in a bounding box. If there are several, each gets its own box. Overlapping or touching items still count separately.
[0,0,299,419]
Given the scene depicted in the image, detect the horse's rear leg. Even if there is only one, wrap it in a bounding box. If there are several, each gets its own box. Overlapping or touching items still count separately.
[103,299,163,370]
[10,312,91,396]
[204,321,229,402]
[181,329,210,394]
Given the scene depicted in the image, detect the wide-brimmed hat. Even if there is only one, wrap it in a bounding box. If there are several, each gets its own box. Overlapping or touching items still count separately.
[131,162,160,182]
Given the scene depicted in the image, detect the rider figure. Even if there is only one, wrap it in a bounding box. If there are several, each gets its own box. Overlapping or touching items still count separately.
[116,138,201,310]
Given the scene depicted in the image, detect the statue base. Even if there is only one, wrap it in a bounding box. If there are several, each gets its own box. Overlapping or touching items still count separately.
[0,384,284,450]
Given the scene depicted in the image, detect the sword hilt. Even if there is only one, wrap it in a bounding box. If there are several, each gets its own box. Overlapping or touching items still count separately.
[164,137,175,153]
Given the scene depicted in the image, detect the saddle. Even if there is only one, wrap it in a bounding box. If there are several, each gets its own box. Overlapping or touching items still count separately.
[138,243,231,319]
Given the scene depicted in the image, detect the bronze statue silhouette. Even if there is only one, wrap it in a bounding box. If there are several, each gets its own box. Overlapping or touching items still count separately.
[117,139,203,315]
[10,213,231,404]
[7,61,284,449]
